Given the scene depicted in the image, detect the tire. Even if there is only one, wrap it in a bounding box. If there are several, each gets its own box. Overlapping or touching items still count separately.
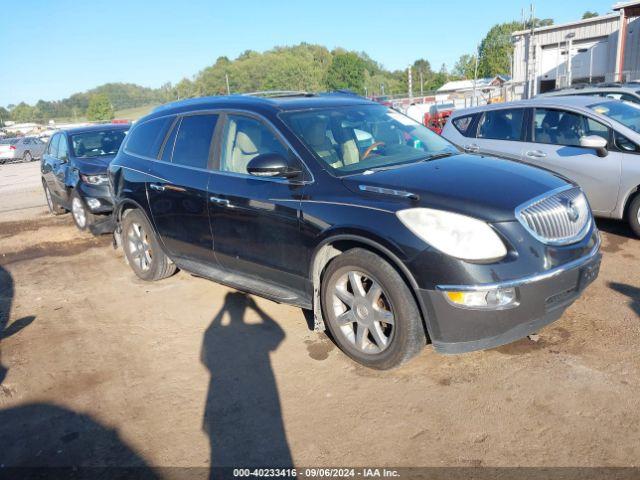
[70,190,96,231]
[320,248,426,369]
[42,180,66,215]
[627,194,640,238]
[22,151,32,163]
[121,209,177,281]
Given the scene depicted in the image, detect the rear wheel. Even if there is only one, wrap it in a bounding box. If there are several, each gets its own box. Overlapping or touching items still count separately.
[321,248,426,369]
[22,151,32,163]
[42,180,66,215]
[71,190,96,231]
[627,194,640,238]
[122,209,176,281]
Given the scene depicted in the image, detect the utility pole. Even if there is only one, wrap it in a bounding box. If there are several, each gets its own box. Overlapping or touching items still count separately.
[419,70,424,96]
[472,44,479,106]
[225,74,231,95]
[408,66,413,100]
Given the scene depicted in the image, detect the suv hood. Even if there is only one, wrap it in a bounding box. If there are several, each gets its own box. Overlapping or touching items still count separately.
[342,154,569,222]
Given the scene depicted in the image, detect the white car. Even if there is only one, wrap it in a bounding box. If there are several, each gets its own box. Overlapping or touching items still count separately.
[0,137,47,163]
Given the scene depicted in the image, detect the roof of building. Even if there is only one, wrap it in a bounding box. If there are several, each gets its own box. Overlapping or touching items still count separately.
[437,76,509,93]
[512,12,619,36]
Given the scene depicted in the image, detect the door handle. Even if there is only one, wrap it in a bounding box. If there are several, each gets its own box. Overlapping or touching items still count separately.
[464,144,480,153]
[209,196,231,207]
[525,150,547,158]
[149,183,165,192]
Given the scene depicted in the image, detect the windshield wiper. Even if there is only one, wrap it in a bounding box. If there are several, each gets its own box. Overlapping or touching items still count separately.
[422,151,456,161]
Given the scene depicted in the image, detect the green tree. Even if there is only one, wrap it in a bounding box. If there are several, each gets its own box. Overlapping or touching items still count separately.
[326,52,367,93]
[582,11,599,19]
[452,54,477,79]
[10,102,35,122]
[86,94,114,121]
[0,107,9,127]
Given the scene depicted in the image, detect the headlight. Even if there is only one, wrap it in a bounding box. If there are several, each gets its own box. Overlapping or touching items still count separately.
[80,174,108,185]
[396,208,507,261]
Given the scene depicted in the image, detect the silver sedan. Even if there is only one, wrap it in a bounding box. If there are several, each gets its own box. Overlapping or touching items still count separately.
[441,96,640,236]
[0,136,47,163]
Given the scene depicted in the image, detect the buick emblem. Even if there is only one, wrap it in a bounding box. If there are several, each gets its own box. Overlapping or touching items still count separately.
[561,198,580,223]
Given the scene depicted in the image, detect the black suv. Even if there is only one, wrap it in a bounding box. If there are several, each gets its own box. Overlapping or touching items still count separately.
[41,124,129,231]
[109,93,601,369]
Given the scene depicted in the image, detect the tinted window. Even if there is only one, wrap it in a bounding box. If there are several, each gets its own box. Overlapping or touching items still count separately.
[452,115,475,136]
[125,116,173,158]
[219,115,288,174]
[477,109,524,141]
[48,134,60,157]
[615,131,640,153]
[171,114,218,169]
[533,109,609,146]
[160,119,179,162]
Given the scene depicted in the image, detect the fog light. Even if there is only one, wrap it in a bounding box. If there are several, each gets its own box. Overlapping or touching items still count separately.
[86,198,101,210]
[444,287,517,309]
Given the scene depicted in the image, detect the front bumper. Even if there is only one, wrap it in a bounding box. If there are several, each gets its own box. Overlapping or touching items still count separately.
[76,182,113,214]
[420,238,601,354]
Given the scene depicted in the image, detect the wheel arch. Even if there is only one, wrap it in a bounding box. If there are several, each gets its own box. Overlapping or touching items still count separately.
[622,185,640,219]
[309,234,432,343]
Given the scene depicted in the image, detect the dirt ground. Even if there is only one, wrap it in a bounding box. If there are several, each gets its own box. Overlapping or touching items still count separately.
[0,161,639,475]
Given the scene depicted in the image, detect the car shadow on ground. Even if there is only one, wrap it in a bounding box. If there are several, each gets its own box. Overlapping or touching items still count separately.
[596,218,636,239]
[608,282,640,318]
[0,265,157,476]
[201,291,293,471]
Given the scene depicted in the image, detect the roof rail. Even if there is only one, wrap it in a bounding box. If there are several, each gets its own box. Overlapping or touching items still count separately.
[597,82,622,88]
[242,90,314,98]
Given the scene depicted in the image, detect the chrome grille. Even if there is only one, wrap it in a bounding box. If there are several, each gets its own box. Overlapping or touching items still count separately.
[516,186,591,245]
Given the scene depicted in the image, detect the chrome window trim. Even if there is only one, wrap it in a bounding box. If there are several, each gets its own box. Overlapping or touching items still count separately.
[514,184,593,246]
[437,232,600,292]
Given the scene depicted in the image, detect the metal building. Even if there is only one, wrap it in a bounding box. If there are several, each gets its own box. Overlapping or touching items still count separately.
[512,0,640,97]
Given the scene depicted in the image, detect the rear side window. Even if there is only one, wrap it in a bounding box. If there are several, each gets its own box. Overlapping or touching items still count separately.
[477,109,524,141]
[125,116,174,159]
[48,134,60,157]
[452,115,475,137]
[171,114,218,169]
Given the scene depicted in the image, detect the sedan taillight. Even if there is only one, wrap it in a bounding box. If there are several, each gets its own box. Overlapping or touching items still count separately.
[9,146,16,150]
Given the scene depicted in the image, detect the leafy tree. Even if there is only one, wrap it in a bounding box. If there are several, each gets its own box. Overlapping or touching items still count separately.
[326,52,367,93]
[86,94,114,121]
[452,54,477,79]
[11,103,35,122]
[0,107,9,126]
[582,11,599,19]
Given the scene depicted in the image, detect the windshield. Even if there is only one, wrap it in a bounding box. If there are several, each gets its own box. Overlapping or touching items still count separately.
[280,105,458,175]
[589,101,640,132]
[70,129,128,158]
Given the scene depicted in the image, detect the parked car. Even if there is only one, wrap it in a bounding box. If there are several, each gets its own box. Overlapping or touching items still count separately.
[41,124,130,231]
[539,82,640,105]
[0,136,47,163]
[109,93,600,369]
[442,96,640,236]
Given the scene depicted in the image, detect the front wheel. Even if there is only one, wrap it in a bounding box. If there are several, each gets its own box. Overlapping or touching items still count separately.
[627,194,640,238]
[71,190,95,231]
[22,151,32,163]
[122,209,176,281]
[321,248,426,370]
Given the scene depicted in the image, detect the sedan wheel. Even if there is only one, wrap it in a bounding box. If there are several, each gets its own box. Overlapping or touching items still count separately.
[332,271,395,354]
[71,196,87,229]
[22,151,32,163]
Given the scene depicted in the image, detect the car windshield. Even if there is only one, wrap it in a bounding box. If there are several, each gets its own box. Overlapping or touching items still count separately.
[589,100,640,132]
[280,104,458,175]
[70,129,128,158]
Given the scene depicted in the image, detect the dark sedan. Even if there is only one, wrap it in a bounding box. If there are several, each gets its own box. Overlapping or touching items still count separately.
[41,123,129,231]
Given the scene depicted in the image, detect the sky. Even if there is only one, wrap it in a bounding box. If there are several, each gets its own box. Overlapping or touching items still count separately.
[1,0,614,107]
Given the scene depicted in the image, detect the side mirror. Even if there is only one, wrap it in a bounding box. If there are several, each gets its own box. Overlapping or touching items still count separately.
[580,135,608,158]
[247,153,301,179]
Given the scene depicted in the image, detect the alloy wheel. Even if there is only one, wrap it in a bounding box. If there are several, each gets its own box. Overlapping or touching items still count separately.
[127,222,153,272]
[331,271,395,354]
[71,197,86,228]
